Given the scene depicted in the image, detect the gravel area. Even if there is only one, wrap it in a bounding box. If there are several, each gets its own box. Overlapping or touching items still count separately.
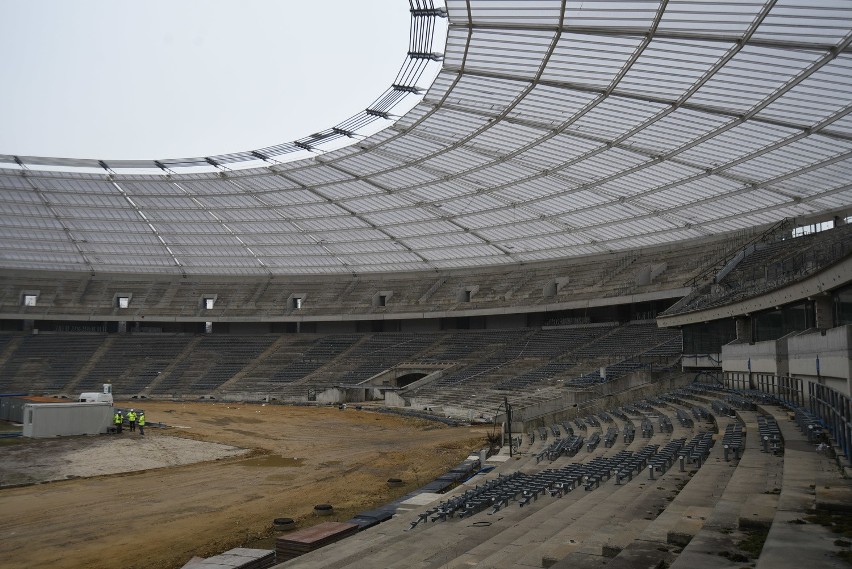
[0,432,248,486]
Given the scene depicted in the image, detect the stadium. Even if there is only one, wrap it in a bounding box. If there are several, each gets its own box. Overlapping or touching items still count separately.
[1,1,851,568]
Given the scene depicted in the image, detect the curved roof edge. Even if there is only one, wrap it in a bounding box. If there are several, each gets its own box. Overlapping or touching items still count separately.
[0,4,447,174]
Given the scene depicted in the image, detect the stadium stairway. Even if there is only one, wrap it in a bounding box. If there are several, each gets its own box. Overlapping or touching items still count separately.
[457,437,658,567]
[541,408,730,569]
[755,405,852,569]
[62,335,115,394]
[665,410,783,568]
[215,335,292,393]
[507,429,695,568]
[387,431,684,569]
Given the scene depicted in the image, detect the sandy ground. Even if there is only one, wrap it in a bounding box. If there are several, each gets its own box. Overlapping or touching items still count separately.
[0,401,489,569]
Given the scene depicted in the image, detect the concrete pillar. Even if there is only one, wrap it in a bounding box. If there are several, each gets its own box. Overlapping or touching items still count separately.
[735,317,751,343]
[814,295,834,329]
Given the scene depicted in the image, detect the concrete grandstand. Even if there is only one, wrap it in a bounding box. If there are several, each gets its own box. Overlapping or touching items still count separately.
[1,1,852,568]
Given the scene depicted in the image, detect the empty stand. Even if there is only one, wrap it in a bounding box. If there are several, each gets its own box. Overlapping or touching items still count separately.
[77,334,194,395]
[0,334,104,393]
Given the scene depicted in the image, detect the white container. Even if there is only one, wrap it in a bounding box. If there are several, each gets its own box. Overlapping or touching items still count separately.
[22,402,113,438]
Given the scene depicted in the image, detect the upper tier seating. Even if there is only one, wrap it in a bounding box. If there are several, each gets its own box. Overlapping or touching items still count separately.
[663,223,852,316]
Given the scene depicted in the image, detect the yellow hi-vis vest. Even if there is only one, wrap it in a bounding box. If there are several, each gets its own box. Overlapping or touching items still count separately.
[114,413,121,424]
[138,414,145,426]
[127,411,137,422]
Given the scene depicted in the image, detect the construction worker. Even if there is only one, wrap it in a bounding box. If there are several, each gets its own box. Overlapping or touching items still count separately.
[113,410,123,434]
[127,409,137,432]
[137,411,145,437]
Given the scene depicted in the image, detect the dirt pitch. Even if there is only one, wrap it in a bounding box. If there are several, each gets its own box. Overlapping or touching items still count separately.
[0,401,490,569]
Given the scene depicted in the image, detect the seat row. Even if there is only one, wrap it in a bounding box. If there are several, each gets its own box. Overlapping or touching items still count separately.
[413,441,695,528]
[648,438,686,478]
[794,407,825,443]
[757,414,783,454]
[586,431,602,452]
[604,426,619,448]
[691,405,712,422]
[623,421,636,444]
[537,434,584,463]
[614,444,660,484]
[722,422,744,460]
[658,413,674,433]
[408,472,529,527]
[711,399,736,417]
[680,431,715,467]
[641,417,654,438]
[675,408,694,428]
[725,393,757,411]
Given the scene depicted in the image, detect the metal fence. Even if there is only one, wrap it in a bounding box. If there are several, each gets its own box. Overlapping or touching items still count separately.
[809,382,852,464]
[724,372,850,462]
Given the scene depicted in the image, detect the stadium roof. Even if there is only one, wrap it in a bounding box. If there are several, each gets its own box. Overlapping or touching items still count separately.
[1,0,851,276]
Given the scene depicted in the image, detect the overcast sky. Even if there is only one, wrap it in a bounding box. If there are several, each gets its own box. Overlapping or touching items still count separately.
[0,1,417,160]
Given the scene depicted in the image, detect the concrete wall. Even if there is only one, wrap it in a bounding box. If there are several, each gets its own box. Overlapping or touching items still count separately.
[719,325,851,396]
[722,336,790,376]
[315,388,369,404]
[500,372,694,433]
[439,405,490,422]
[361,366,443,388]
[788,325,852,395]
[396,369,447,393]
[315,388,344,404]
[315,387,395,404]
[22,402,113,438]
[384,391,407,408]
[508,393,576,427]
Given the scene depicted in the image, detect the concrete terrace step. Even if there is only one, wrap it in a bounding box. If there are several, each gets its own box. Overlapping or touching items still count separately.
[409,452,670,568]
[274,427,684,569]
[269,398,848,569]
[460,446,675,568]
[519,426,696,566]
[536,410,707,569]
[555,414,738,569]
[755,405,852,569]
[407,426,690,568]
[668,410,784,569]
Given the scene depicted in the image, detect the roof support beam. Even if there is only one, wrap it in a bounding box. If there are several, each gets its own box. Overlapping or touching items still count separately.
[448,21,852,54]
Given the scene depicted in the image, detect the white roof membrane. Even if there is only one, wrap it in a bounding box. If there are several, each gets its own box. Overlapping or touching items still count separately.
[1,0,850,275]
